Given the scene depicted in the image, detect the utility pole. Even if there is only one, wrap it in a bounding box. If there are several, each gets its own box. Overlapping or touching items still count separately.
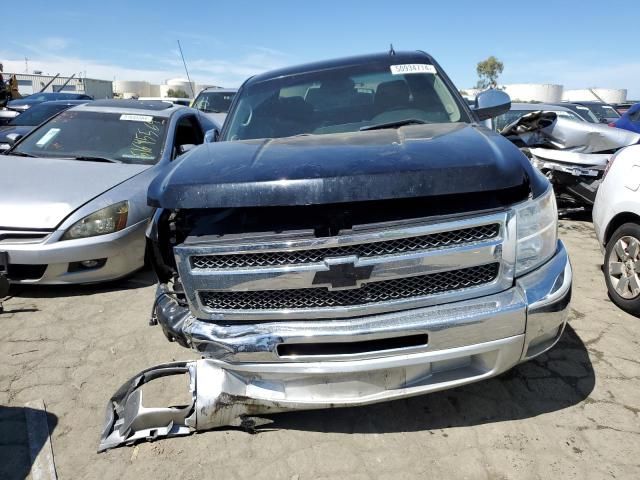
[24,57,29,74]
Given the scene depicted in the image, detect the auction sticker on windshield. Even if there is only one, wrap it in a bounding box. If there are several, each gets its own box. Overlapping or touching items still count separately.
[35,128,61,147]
[120,114,154,122]
[390,64,436,75]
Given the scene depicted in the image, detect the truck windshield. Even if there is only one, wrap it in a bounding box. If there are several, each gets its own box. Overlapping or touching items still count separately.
[223,62,469,141]
[193,91,235,113]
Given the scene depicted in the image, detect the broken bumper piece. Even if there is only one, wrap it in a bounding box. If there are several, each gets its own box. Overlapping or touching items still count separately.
[99,335,527,452]
[99,359,280,452]
[99,362,196,452]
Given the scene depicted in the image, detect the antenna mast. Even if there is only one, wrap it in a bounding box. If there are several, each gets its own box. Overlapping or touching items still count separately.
[177,40,195,98]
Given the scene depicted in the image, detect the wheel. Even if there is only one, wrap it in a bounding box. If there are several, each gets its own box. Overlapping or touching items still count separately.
[604,222,640,315]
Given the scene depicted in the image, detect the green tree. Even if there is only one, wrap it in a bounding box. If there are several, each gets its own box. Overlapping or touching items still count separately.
[166,88,189,98]
[475,56,504,89]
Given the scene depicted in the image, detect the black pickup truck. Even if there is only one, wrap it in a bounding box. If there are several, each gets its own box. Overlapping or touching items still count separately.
[99,51,572,451]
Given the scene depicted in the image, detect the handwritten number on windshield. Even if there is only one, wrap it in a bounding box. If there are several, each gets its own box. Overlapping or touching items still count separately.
[130,121,160,158]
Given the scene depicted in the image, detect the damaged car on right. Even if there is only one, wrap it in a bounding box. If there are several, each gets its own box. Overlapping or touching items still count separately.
[99,51,572,451]
[500,111,640,208]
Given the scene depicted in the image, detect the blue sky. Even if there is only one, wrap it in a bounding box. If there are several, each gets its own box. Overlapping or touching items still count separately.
[2,0,639,97]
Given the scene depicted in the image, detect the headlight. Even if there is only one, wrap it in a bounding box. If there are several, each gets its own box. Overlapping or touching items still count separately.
[515,187,557,276]
[61,201,129,240]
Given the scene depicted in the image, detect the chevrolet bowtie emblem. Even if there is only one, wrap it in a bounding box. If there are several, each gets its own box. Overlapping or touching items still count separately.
[312,258,374,290]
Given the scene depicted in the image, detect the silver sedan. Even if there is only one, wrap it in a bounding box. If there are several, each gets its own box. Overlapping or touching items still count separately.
[0,100,216,284]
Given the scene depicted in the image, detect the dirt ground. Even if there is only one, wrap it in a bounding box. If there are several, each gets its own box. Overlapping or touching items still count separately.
[1,218,639,480]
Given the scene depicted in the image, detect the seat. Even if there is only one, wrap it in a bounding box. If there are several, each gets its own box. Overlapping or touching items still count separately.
[306,78,357,111]
[374,80,411,112]
[268,96,314,137]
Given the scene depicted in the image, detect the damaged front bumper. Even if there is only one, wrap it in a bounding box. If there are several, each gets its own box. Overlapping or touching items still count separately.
[99,241,571,451]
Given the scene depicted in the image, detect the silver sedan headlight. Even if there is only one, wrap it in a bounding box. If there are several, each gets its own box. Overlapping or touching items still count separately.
[515,187,558,276]
[61,201,129,241]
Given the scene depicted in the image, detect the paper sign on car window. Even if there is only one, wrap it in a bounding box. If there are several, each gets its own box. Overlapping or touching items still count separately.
[120,114,154,122]
[390,64,437,75]
[35,128,61,147]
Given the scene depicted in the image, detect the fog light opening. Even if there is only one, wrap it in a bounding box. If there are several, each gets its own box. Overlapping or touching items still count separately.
[68,258,107,272]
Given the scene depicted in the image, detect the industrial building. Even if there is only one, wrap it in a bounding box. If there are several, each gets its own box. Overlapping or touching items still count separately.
[3,72,225,101]
[4,72,113,99]
[113,78,221,100]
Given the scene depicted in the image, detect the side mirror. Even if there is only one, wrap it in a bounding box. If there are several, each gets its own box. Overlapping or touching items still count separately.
[6,133,23,147]
[472,89,511,121]
[177,144,196,156]
[204,128,219,143]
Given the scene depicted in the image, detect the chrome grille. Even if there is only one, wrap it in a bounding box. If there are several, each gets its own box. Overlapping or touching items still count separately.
[199,263,500,311]
[175,211,514,321]
[191,223,500,269]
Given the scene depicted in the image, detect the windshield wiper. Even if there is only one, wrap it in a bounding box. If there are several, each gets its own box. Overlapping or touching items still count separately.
[71,156,122,163]
[360,119,428,131]
[203,109,221,113]
[9,151,37,157]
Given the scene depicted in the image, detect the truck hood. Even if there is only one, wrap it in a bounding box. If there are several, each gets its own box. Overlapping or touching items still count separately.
[0,156,149,229]
[149,123,542,209]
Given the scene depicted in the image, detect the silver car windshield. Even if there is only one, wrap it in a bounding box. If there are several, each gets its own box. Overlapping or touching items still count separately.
[12,110,168,165]
[223,63,468,141]
[587,104,621,121]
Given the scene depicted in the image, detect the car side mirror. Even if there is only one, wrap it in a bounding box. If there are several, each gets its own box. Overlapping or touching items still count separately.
[177,144,196,156]
[204,128,219,143]
[472,89,511,121]
[6,132,23,147]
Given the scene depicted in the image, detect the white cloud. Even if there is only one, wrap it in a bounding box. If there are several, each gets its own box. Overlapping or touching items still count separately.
[0,46,289,88]
[41,37,70,51]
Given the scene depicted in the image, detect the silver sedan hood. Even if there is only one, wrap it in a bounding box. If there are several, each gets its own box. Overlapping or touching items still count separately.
[0,155,149,229]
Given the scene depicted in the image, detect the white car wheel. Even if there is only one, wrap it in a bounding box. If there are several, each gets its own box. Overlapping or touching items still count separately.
[604,223,640,314]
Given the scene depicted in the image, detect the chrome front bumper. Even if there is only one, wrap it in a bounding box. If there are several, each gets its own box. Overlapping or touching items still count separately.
[99,241,571,451]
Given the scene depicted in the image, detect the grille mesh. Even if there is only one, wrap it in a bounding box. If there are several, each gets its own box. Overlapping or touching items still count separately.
[191,223,500,269]
[199,263,499,311]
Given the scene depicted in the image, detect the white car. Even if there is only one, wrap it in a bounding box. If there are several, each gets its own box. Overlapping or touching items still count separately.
[593,144,640,313]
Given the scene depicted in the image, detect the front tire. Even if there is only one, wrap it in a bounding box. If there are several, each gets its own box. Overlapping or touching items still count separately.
[604,222,640,315]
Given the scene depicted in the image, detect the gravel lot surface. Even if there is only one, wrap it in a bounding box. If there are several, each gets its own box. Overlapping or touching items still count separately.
[1,218,639,479]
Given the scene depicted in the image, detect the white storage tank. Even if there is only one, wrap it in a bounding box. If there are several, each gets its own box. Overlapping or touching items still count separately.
[113,80,150,98]
[563,88,627,104]
[502,84,564,103]
[162,78,195,98]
